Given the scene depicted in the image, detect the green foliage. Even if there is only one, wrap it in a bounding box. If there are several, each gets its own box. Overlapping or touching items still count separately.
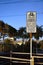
[0,20,5,33]
[8,25,17,37]
[3,39,13,52]
[33,25,42,40]
[39,40,43,49]
[17,27,29,39]
[0,21,17,40]
[12,40,40,53]
[0,44,3,52]
[0,20,43,53]
[0,21,43,40]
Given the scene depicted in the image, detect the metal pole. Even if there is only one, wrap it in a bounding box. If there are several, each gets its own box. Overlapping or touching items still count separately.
[30,33,32,65]
[30,33,32,58]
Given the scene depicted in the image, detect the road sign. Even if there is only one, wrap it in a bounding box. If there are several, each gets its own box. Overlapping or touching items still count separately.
[26,12,36,33]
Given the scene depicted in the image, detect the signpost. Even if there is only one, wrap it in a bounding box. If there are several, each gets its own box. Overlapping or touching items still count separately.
[26,12,36,65]
[26,12,36,33]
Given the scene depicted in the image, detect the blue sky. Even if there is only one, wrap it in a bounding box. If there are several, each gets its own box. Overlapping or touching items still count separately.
[0,0,43,30]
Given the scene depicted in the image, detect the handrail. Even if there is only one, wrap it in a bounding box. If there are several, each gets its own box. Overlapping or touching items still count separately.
[11,51,43,55]
[12,61,30,63]
[0,56,30,62]
[11,51,30,55]
[35,62,43,64]
[33,56,43,58]
[36,53,43,55]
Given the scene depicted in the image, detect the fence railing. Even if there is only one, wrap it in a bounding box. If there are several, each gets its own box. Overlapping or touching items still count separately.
[0,52,43,65]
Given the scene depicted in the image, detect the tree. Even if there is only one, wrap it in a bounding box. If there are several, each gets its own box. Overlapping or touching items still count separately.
[39,40,43,49]
[17,27,29,41]
[0,20,5,33]
[33,25,42,40]
[18,25,42,40]
[8,25,17,37]
[40,25,43,37]
[0,21,17,40]
[4,39,13,52]
[0,20,5,40]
